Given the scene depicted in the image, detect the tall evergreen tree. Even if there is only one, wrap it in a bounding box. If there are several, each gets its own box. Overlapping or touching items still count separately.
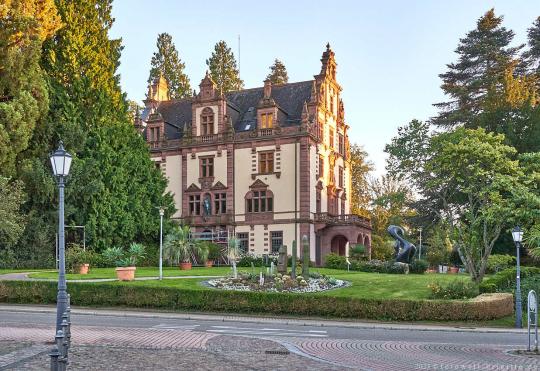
[147,33,191,99]
[524,17,540,75]
[17,0,175,262]
[349,144,373,218]
[433,9,521,128]
[206,40,243,93]
[266,59,289,84]
[0,0,61,176]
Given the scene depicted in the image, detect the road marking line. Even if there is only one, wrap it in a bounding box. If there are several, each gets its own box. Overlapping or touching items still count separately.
[211,325,327,334]
[206,329,327,337]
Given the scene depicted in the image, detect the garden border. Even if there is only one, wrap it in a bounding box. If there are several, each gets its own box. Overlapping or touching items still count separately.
[0,281,513,322]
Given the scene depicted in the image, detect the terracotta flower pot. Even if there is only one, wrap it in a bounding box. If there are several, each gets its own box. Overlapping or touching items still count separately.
[205,261,213,268]
[179,262,192,270]
[78,263,90,275]
[116,266,136,281]
[448,266,459,274]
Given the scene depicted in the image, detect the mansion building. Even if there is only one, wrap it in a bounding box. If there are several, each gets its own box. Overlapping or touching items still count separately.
[136,44,371,265]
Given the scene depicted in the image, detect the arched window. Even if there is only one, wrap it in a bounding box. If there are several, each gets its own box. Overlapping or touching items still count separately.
[201,107,214,135]
[245,189,274,213]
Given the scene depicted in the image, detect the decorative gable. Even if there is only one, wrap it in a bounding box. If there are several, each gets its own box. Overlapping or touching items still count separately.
[185,183,201,192]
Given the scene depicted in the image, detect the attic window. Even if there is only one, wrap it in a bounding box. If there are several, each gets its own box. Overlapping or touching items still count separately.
[260,113,273,129]
[201,107,214,135]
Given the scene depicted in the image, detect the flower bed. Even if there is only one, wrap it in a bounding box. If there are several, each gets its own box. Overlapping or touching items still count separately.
[206,272,348,293]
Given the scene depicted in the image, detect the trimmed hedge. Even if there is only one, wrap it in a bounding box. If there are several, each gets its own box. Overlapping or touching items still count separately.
[479,267,540,293]
[0,281,513,321]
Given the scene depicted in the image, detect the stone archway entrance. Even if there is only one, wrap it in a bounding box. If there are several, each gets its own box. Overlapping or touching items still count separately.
[330,235,347,256]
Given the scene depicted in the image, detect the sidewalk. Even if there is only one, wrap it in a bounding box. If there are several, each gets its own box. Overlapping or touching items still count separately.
[0,304,527,334]
[0,272,222,282]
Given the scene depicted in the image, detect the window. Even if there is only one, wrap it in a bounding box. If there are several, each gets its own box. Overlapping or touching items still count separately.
[329,95,334,114]
[258,152,274,174]
[318,155,324,179]
[149,127,160,141]
[214,193,227,214]
[201,107,214,135]
[338,166,344,188]
[200,157,214,178]
[246,190,273,213]
[341,198,346,215]
[189,195,201,215]
[316,189,321,213]
[329,128,334,149]
[318,122,324,140]
[271,231,283,253]
[237,232,249,254]
[260,113,273,129]
[338,134,344,156]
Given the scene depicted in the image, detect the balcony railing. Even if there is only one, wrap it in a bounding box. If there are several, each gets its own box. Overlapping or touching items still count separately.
[314,212,371,228]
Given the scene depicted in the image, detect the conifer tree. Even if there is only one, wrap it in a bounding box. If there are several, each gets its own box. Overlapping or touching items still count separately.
[206,40,243,93]
[266,59,289,84]
[0,0,61,176]
[524,17,540,75]
[433,9,521,128]
[148,33,191,99]
[18,0,174,258]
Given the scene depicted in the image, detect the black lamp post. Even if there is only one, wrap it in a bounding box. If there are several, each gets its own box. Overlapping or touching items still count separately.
[511,226,524,328]
[50,141,72,332]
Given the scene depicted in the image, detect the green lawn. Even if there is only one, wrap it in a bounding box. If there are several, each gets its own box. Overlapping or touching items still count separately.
[28,266,233,280]
[35,267,469,301]
[0,269,48,275]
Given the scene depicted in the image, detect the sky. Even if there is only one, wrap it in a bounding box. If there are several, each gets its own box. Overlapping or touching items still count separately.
[111,0,540,175]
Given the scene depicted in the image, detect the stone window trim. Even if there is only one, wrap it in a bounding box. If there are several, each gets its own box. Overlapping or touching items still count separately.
[188,194,201,216]
[200,107,215,135]
[199,155,215,179]
[214,192,227,215]
[338,166,344,188]
[258,150,274,174]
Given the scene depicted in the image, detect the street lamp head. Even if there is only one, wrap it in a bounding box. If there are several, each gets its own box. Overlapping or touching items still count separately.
[158,207,165,217]
[50,141,72,177]
[511,226,523,244]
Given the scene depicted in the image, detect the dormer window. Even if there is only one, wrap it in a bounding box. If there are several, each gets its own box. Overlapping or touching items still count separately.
[260,112,273,129]
[201,107,214,135]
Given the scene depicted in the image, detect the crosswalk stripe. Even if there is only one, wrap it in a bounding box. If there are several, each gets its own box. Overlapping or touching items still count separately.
[206,329,328,337]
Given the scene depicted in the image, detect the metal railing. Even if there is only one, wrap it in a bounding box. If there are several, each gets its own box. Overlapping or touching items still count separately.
[50,294,71,371]
[314,212,371,228]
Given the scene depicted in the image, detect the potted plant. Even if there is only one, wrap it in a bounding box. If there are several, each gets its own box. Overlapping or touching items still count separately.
[103,243,146,281]
[206,242,221,267]
[66,244,93,274]
[164,225,207,270]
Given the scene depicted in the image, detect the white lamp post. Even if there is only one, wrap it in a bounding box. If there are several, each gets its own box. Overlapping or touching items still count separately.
[419,227,423,260]
[50,141,72,332]
[512,226,524,328]
[159,207,165,280]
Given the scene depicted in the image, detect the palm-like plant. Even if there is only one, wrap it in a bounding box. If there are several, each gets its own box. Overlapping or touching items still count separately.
[525,224,540,261]
[164,225,208,264]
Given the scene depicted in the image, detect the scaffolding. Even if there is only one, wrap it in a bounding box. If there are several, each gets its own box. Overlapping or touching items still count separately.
[190,228,232,265]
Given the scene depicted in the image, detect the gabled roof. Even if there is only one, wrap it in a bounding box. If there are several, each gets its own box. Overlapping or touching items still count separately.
[141,80,314,140]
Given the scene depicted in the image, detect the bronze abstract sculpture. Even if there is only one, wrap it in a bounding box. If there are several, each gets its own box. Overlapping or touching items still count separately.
[387,225,416,264]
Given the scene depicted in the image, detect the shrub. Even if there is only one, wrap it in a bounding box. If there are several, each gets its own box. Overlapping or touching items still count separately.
[324,253,346,269]
[479,267,540,293]
[0,281,513,321]
[486,254,516,274]
[102,244,146,267]
[66,245,97,272]
[206,242,222,262]
[521,275,540,309]
[409,259,429,274]
[237,254,277,267]
[429,280,479,300]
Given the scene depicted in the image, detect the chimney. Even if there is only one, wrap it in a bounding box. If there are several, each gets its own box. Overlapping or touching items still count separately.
[263,79,272,99]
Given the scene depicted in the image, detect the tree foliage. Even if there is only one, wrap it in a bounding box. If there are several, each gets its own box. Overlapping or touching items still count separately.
[348,144,373,217]
[0,0,61,176]
[206,40,243,93]
[387,124,540,283]
[266,59,289,84]
[523,16,540,75]
[433,9,521,128]
[147,33,191,99]
[0,177,26,249]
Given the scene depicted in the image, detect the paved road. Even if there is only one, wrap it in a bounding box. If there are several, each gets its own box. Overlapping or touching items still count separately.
[1,305,538,370]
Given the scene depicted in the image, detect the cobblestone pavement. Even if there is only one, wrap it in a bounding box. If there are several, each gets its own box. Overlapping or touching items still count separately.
[278,337,540,370]
[2,322,540,370]
[0,323,344,370]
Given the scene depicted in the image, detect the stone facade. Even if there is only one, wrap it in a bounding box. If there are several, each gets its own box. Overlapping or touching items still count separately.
[137,44,371,265]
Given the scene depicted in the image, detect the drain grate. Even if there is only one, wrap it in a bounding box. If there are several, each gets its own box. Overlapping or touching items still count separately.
[265,350,290,355]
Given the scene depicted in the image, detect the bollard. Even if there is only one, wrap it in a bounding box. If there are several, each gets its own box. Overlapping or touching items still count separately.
[55,330,67,371]
[528,290,538,352]
[62,312,71,347]
[49,346,60,371]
